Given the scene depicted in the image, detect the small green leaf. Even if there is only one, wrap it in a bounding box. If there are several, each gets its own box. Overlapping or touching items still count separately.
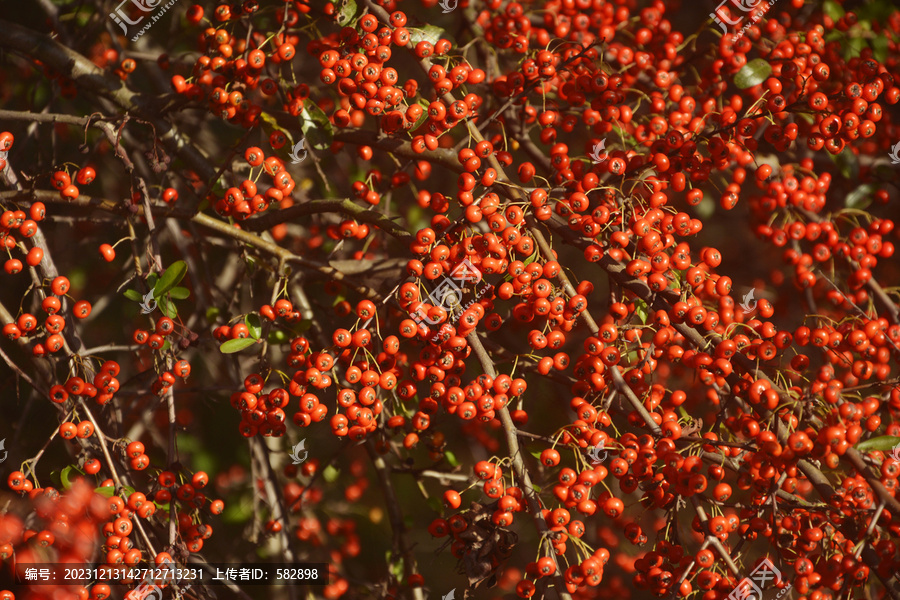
[167,286,190,300]
[329,0,357,26]
[154,261,187,299]
[856,435,900,452]
[221,495,253,524]
[829,147,859,180]
[147,273,158,289]
[268,330,288,344]
[734,58,772,90]
[445,451,459,467]
[245,313,262,340]
[845,183,875,210]
[206,307,220,324]
[408,25,444,46]
[822,0,844,21]
[845,36,867,59]
[426,496,443,514]
[387,551,405,582]
[61,465,82,490]
[299,102,335,151]
[94,486,116,497]
[411,107,429,131]
[260,112,296,161]
[323,465,340,483]
[871,34,888,64]
[634,299,649,325]
[220,337,258,353]
[124,289,143,302]
[157,296,178,319]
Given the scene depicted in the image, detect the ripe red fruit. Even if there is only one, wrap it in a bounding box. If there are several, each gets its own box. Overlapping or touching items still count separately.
[75,166,96,185]
[99,244,115,261]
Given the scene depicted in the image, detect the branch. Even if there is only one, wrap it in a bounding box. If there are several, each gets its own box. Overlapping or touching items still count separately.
[466,332,573,600]
[365,440,426,600]
[0,19,216,182]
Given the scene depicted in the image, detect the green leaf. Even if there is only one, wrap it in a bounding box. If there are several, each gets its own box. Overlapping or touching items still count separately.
[387,551,404,582]
[695,194,715,219]
[828,147,859,180]
[260,112,296,160]
[157,296,178,319]
[60,465,82,490]
[147,273,158,289]
[220,337,258,353]
[411,107,429,131]
[734,58,772,90]
[323,465,340,483]
[822,0,844,21]
[299,102,335,152]
[206,307,220,324]
[154,261,187,299]
[426,495,443,514]
[268,330,288,344]
[221,495,254,524]
[445,451,459,467]
[634,299,649,324]
[845,36,867,59]
[408,25,444,46]
[871,34,888,64]
[94,486,116,497]
[329,0,357,26]
[245,313,262,340]
[855,435,900,452]
[124,289,143,302]
[167,286,190,300]
[845,183,875,210]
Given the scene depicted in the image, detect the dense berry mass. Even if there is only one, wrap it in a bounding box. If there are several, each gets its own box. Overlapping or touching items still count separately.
[1,1,900,600]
